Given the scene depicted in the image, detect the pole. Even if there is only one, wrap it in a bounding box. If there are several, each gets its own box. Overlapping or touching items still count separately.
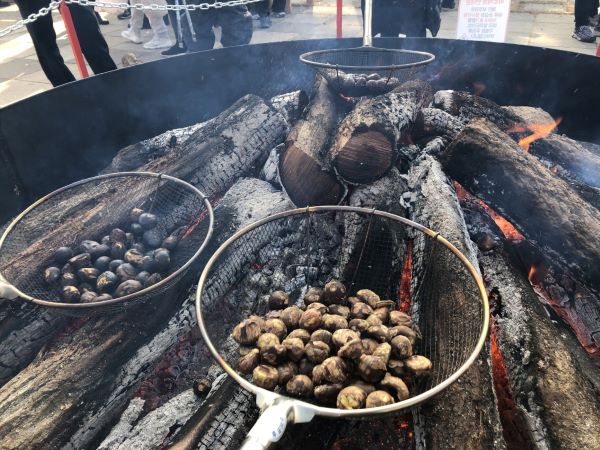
[336,0,342,38]
[59,0,89,78]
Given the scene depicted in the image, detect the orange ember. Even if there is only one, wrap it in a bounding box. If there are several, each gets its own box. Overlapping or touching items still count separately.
[453,182,525,242]
[399,240,413,313]
[508,118,562,151]
[181,196,221,240]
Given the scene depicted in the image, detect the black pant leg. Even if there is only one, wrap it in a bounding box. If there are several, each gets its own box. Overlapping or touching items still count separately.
[272,0,286,13]
[218,7,252,47]
[575,0,596,26]
[67,4,116,75]
[185,9,215,52]
[14,0,75,86]
[255,0,269,17]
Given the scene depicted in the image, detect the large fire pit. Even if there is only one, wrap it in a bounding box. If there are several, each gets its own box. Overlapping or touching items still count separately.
[0,38,599,450]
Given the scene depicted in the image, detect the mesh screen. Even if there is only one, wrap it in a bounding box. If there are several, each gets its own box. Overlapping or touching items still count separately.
[0,173,211,316]
[199,209,484,410]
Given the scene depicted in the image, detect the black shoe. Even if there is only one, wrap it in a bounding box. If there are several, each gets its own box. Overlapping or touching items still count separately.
[142,16,151,29]
[95,11,109,25]
[118,10,131,20]
[572,25,596,43]
[161,42,187,56]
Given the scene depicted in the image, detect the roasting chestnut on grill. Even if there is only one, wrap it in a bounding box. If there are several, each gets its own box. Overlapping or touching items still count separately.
[232,280,431,410]
[42,207,179,303]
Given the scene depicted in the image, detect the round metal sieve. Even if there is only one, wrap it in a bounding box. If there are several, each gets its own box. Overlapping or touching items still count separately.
[195,206,489,449]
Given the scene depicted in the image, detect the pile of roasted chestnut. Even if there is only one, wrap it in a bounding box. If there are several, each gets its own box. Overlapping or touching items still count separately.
[334,72,400,96]
[43,207,179,303]
[232,280,432,410]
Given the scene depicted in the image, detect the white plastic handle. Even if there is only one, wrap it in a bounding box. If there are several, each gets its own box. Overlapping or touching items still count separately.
[0,276,19,300]
[241,397,315,450]
[364,0,373,47]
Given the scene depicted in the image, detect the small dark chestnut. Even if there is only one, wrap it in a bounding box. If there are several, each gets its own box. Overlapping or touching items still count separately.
[94,256,111,272]
[124,249,144,266]
[108,259,123,272]
[143,229,164,248]
[62,285,81,302]
[130,222,144,236]
[115,279,143,297]
[44,267,61,284]
[97,271,118,292]
[110,228,127,243]
[80,291,98,303]
[110,241,127,260]
[138,213,158,230]
[60,272,78,287]
[54,246,73,264]
[116,263,138,281]
[77,267,100,284]
[143,273,162,288]
[162,235,179,251]
[135,271,150,285]
[153,248,170,272]
[68,253,91,270]
[140,255,157,273]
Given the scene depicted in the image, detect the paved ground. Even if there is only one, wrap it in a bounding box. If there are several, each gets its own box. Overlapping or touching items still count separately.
[0,0,597,107]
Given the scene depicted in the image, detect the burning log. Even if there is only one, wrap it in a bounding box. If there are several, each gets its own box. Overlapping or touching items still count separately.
[441,119,600,294]
[432,90,521,131]
[408,156,505,450]
[270,90,309,127]
[503,106,555,128]
[329,81,433,185]
[278,76,348,207]
[528,134,600,209]
[413,108,463,144]
[480,247,600,449]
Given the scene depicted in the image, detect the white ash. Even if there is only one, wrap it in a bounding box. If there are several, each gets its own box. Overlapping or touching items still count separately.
[259,144,283,188]
[503,106,555,129]
[432,90,456,114]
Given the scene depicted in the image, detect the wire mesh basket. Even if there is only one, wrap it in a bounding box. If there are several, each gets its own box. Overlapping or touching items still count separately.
[299,0,434,97]
[0,172,213,316]
[195,206,488,449]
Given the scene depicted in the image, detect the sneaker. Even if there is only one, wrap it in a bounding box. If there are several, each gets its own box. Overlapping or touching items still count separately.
[259,16,271,28]
[143,33,173,49]
[273,12,286,18]
[121,28,143,44]
[118,9,131,20]
[572,25,596,43]
[161,42,187,56]
[252,13,260,20]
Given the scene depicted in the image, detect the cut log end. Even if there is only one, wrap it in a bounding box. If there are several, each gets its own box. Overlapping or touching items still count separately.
[279,145,346,207]
[334,131,394,184]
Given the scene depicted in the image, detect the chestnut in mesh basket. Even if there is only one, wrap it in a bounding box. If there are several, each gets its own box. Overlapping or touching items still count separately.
[0,172,213,316]
[195,206,489,449]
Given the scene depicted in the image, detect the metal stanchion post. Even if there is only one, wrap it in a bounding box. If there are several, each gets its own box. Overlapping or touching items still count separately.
[59,0,89,78]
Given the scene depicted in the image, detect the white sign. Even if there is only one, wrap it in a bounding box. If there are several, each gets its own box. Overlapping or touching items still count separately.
[456,0,511,43]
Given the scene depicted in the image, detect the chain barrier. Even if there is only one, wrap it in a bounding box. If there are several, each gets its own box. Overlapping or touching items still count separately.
[0,0,263,38]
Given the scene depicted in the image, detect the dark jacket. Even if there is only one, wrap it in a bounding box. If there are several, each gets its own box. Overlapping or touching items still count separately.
[362,0,441,37]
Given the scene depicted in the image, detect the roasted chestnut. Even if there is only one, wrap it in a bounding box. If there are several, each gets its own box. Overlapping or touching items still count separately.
[303,287,323,305]
[379,373,409,400]
[234,318,265,346]
[306,302,327,315]
[282,337,305,362]
[260,343,286,365]
[365,325,389,343]
[357,355,387,383]
[62,285,81,302]
[54,246,73,264]
[350,379,375,395]
[252,365,279,390]
[278,361,298,385]
[328,305,350,319]
[96,271,118,292]
[337,386,366,410]
[153,248,170,272]
[135,271,150,285]
[138,213,158,230]
[387,359,405,377]
[44,266,61,284]
[305,341,330,364]
[389,311,412,327]
[310,329,332,346]
[268,291,289,310]
[162,235,179,250]
[79,282,94,292]
[60,272,78,287]
[361,338,379,355]
[286,375,313,398]
[366,390,395,408]
[79,240,99,255]
[124,249,144,266]
[356,289,380,308]
[287,329,311,344]
[350,302,373,320]
[332,329,360,348]
[101,235,110,245]
[68,253,91,270]
[80,291,98,303]
[349,319,369,333]
[298,358,315,376]
[299,309,322,331]
[94,256,111,272]
[404,355,432,377]
[388,325,419,345]
[110,228,127,243]
[116,263,138,281]
[372,343,392,364]
[321,314,348,332]
[322,280,346,305]
[130,222,144,236]
[140,255,157,273]
[143,229,163,248]
[144,273,162,288]
[314,384,343,404]
[321,356,348,384]
[115,279,143,297]
[77,267,100,284]
[264,318,287,341]
[280,306,303,329]
[391,335,413,359]
[130,207,144,222]
[108,259,124,272]
[95,293,113,302]
[110,241,127,260]
[91,244,110,260]
[338,339,364,360]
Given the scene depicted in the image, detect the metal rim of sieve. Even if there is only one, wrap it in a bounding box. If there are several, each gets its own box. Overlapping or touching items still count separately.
[0,171,214,311]
[195,205,489,419]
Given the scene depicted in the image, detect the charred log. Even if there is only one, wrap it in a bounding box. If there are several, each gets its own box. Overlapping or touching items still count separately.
[413,108,463,144]
[503,106,554,129]
[408,156,505,450]
[270,90,309,127]
[279,76,348,207]
[529,134,600,209]
[481,247,600,450]
[330,81,433,185]
[441,119,600,294]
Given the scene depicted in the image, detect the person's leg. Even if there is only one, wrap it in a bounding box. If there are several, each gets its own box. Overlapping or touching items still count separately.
[68,3,117,75]
[143,6,173,49]
[121,7,143,42]
[573,0,596,41]
[400,1,427,37]
[272,0,286,16]
[219,6,253,47]
[185,9,215,52]
[14,0,75,86]
[255,0,271,27]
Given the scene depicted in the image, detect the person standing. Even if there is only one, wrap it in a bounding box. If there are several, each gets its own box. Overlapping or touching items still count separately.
[14,0,116,86]
[573,0,597,42]
[254,0,286,29]
[361,0,441,38]
[121,0,173,49]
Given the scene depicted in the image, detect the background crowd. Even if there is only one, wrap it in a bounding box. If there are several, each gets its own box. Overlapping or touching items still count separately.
[4,0,600,87]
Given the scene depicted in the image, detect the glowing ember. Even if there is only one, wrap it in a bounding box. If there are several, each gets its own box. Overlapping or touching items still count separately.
[181,196,221,240]
[399,240,413,313]
[453,182,525,242]
[508,118,562,151]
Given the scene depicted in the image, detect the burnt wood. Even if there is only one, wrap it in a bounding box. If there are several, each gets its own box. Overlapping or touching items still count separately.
[330,80,432,184]
[441,119,600,295]
[279,76,348,207]
[408,156,505,450]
